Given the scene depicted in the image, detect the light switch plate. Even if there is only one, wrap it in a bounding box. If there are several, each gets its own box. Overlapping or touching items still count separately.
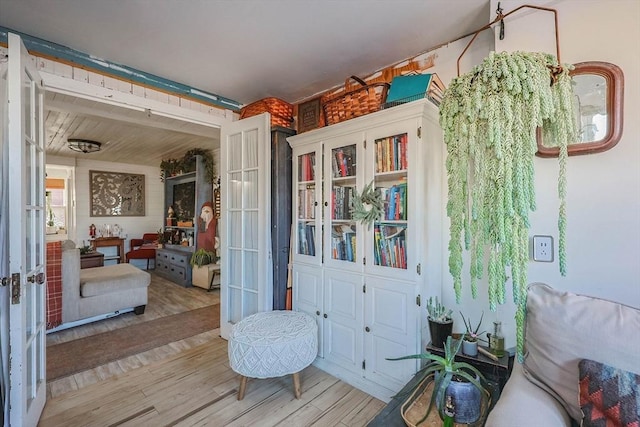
[532,235,554,262]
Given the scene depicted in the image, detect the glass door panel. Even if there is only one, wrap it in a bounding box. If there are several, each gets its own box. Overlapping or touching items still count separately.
[373,133,408,270]
[294,147,321,262]
[220,113,272,339]
[328,143,358,265]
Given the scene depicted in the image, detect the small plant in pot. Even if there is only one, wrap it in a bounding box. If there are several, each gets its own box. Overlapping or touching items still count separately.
[389,336,489,425]
[459,311,486,357]
[427,296,453,348]
[190,248,217,289]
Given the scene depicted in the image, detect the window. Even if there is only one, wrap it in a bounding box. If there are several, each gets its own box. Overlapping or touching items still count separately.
[46,178,67,231]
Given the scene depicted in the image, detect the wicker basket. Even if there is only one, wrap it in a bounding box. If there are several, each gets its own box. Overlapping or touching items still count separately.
[322,76,390,125]
[240,97,294,128]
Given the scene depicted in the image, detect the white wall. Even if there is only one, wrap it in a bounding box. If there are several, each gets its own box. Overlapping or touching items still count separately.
[416,32,497,340]
[48,157,165,269]
[434,0,640,349]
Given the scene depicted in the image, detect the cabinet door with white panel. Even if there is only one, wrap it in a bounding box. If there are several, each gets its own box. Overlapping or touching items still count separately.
[363,276,419,392]
[292,263,324,356]
[322,268,364,376]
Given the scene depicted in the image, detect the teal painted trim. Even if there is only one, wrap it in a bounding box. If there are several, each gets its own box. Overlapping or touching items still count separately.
[0,26,242,111]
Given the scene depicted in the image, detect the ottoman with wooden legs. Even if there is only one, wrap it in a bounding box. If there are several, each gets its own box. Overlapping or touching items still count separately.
[228,310,318,400]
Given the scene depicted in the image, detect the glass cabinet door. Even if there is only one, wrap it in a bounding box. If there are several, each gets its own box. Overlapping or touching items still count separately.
[294,147,321,263]
[372,132,409,271]
[324,139,361,270]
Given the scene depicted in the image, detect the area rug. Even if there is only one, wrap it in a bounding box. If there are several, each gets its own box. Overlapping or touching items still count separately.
[47,304,219,381]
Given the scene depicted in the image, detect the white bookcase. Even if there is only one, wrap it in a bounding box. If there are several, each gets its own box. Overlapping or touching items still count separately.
[287,99,444,401]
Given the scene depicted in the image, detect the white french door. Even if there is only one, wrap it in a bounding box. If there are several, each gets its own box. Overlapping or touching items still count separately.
[2,32,47,426]
[219,113,272,339]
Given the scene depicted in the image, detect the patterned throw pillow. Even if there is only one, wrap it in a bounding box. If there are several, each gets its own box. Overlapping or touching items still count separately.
[579,358,640,427]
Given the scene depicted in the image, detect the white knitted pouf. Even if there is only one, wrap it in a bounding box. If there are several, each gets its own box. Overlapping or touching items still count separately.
[228,310,318,400]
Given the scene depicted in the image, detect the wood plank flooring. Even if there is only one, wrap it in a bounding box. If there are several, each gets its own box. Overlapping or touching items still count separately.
[41,272,385,426]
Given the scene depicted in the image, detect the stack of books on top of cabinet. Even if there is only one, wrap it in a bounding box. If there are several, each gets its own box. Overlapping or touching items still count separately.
[383,73,446,108]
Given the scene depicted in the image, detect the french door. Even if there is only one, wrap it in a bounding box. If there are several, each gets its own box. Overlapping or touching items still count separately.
[219,113,273,339]
[2,32,47,426]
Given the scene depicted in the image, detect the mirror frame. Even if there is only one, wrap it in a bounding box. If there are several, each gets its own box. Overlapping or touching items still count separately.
[537,61,624,157]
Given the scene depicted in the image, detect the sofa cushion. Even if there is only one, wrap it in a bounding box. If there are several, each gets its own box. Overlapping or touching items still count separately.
[80,264,150,298]
[579,358,640,426]
[523,283,640,422]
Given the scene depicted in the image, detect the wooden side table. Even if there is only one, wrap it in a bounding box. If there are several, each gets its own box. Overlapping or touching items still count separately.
[90,237,126,263]
[368,343,514,427]
[80,252,105,269]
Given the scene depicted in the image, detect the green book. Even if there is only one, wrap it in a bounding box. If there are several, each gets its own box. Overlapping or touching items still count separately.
[386,74,433,103]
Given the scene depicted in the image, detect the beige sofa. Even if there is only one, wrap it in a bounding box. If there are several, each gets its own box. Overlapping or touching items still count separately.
[486,283,640,426]
[57,241,151,328]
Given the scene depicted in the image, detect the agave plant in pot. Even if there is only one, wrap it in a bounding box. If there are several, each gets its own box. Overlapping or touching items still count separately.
[427,297,453,348]
[389,336,489,425]
[459,311,486,357]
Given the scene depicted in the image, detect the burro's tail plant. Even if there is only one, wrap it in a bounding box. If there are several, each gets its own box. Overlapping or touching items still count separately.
[439,51,577,361]
[427,296,453,323]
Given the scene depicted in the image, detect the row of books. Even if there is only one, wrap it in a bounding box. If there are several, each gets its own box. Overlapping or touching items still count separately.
[379,183,408,221]
[375,133,408,173]
[298,187,316,219]
[373,224,407,269]
[297,222,316,256]
[298,153,316,182]
[331,185,354,220]
[332,145,357,178]
[331,225,356,262]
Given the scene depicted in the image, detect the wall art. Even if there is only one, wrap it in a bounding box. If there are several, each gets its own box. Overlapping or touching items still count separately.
[90,170,145,216]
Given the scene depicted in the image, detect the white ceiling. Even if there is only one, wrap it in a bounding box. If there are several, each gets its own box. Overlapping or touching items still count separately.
[0,0,491,166]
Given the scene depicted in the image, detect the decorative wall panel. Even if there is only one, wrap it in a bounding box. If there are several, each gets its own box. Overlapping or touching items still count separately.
[90,170,145,216]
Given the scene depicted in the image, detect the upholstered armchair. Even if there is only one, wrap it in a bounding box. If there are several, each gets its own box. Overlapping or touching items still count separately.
[125,233,158,269]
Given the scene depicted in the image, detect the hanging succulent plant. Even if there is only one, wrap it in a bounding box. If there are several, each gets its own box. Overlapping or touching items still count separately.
[439,51,576,361]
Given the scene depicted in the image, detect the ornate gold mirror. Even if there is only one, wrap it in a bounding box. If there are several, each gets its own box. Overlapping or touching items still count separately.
[537,61,624,157]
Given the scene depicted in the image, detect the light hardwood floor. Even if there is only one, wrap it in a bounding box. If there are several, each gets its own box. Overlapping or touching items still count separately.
[41,272,385,426]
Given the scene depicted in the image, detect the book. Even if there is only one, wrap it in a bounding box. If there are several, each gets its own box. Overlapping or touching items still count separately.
[386,73,446,106]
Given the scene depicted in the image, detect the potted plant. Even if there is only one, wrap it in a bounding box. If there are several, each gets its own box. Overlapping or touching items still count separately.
[159,158,184,181]
[156,229,167,248]
[459,311,485,357]
[190,248,217,289]
[389,336,489,425]
[427,296,453,349]
[182,148,216,183]
[440,52,576,360]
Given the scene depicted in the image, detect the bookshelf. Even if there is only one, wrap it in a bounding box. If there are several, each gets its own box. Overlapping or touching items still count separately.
[288,99,444,401]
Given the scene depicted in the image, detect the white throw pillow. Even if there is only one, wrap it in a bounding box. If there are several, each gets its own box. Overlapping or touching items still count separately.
[522,283,640,422]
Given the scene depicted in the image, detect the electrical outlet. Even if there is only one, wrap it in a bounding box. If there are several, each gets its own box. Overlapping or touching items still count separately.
[532,235,554,262]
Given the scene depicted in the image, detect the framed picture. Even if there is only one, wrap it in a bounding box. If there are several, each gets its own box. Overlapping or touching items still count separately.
[90,170,145,216]
[297,97,322,133]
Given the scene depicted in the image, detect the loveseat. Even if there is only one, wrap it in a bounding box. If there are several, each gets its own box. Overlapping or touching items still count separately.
[486,283,640,426]
[50,240,151,329]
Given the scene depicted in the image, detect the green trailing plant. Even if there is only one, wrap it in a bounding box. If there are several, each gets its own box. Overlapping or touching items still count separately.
[350,180,384,229]
[388,336,487,424]
[427,296,453,323]
[159,158,183,182]
[183,148,216,183]
[190,248,217,267]
[439,51,576,361]
[460,311,485,343]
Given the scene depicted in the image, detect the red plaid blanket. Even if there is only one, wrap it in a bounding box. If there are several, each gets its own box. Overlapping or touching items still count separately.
[46,241,63,329]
